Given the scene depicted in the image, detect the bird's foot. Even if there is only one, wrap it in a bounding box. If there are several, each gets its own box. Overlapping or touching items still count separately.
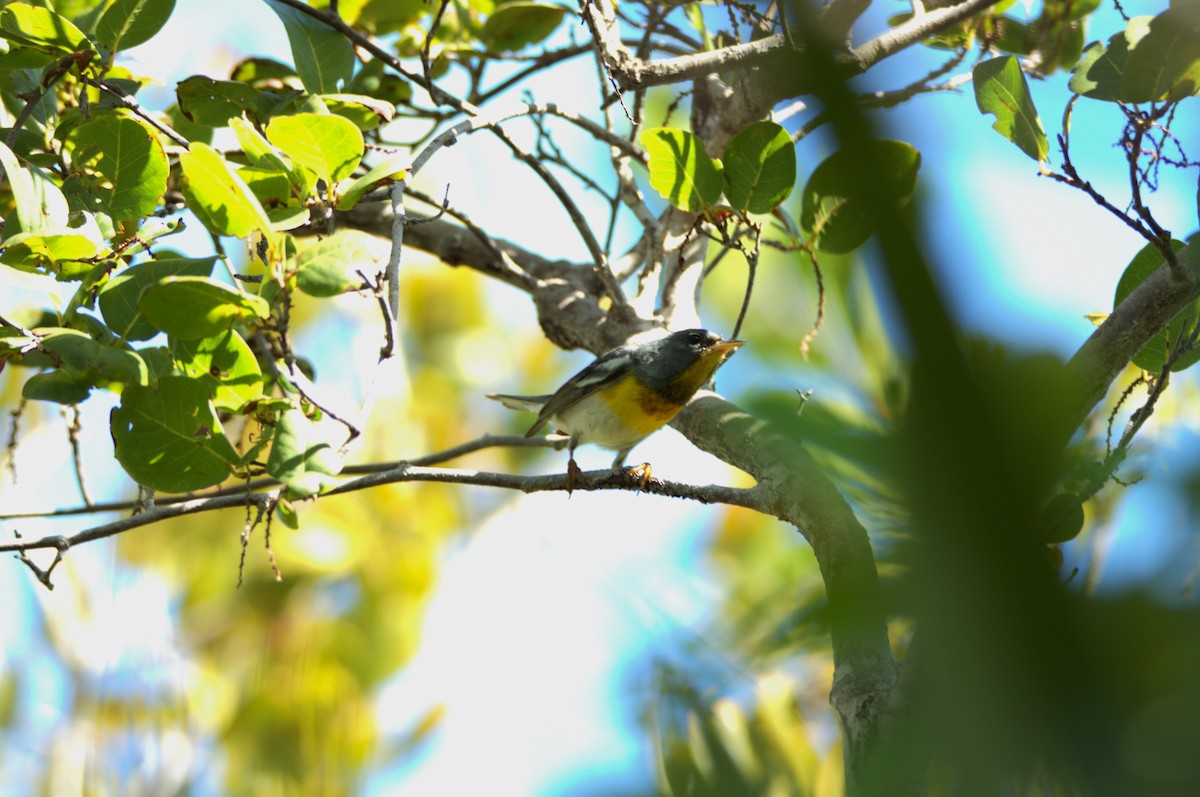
[566,457,583,496]
[623,462,653,493]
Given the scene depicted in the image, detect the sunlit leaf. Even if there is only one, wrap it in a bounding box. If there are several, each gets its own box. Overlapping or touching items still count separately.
[111,375,240,492]
[95,0,176,53]
[176,75,262,127]
[99,256,220,341]
[172,329,264,411]
[294,230,374,296]
[69,114,168,220]
[722,120,795,214]
[973,55,1048,161]
[178,141,272,237]
[138,276,270,340]
[264,0,354,93]
[641,127,723,213]
[0,3,90,55]
[267,408,343,498]
[266,112,363,186]
[1121,4,1200,103]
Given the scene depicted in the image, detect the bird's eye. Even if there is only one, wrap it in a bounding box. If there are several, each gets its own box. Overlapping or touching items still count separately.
[687,331,704,345]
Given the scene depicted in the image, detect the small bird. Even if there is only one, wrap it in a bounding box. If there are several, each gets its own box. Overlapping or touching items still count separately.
[488,328,744,491]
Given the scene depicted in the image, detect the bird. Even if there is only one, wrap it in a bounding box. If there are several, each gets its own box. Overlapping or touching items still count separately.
[488,328,744,492]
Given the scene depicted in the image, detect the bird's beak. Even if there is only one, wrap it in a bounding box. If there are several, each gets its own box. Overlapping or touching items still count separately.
[712,340,746,356]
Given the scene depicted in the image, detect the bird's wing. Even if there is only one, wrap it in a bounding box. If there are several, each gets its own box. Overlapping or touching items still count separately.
[525,347,637,436]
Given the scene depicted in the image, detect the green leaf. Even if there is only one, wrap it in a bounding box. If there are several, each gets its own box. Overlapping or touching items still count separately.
[22,369,91,404]
[266,408,343,498]
[1069,17,1150,101]
[95,0,176,53]
[0,140,51,234]
[0,3,90,55]
[1037,493,1085,544]
[1121,4,1200,103]
[1113,240,1200,372]
[294,230,373,296]
[335,154,409,209]
[172,329,264,412]
[178,141,273,237]
[98,256,219,341]
[722,120,795,214]
[0,217,104,275]
[321,93,395,131]
[69,115,167,220]
[480,3,567,53]
[973,56,1048,162]
[641,127,724,213]
[264,0,354,94]
[176,75,262,127]
[230,115,289,173]
[111,375,240,492]
[265,113,363,186]
[138,276,270,340]
[800,140,920,254]
[38,328,148,387]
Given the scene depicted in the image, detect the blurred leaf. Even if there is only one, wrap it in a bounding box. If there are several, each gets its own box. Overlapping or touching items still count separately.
[1037,492,1085,544]
[264,0,354,93]
[336,154,409,209]
[267,408,343,497]
[800,140,920,254]
[139,276,270,340]
[95,0,176,53]
[1069,17,1149,101]
[722,120,795,214]
[480,3,567,53]
[1121,4,1200,102]
[111,375,240,491]
[641,127,724,213]
[973,55,1048,162]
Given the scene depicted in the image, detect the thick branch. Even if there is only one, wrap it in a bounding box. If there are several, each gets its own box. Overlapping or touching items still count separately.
[1064,251,1198,441]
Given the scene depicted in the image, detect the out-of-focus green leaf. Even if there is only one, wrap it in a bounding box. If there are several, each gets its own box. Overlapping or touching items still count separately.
[138,276,270,340]
[722,120,795,214]
[99,256,219,341]
[973,56,1048,161]
[1069,16,1149,101]
[264,0,354,93]
[95,0,176,53]
[480,3,567,53]
[111,375,240,492]
[1120,4,1200,103]
[800,140,920,254]
[267,408,343,498]
[641,127,723,213]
